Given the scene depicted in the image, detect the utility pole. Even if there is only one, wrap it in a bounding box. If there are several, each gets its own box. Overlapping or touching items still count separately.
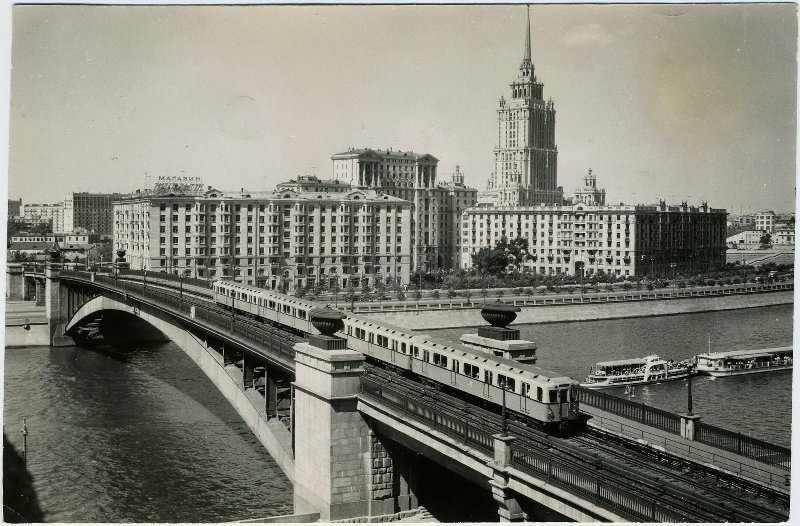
[21,418,28,464]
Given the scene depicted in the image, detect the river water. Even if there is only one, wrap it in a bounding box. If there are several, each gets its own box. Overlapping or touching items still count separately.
[3,343,293,523]
[3,305,793,521]
[431,304,794,447]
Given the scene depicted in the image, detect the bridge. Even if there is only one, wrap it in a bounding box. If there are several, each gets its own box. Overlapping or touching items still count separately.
[10,261,791,522]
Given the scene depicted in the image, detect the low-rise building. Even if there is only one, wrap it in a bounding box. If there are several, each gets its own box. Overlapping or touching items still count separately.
[773,226,795,246]
[755,210,776,233]
[461,201,727,277]
[114,184,413,293]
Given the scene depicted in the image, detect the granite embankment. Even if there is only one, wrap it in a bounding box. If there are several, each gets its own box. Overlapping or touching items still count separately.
[360,290,794,330]
[5,301,49,347]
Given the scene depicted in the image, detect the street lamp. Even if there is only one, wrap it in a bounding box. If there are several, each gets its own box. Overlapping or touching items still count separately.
[86,244,98,271]
[500,378,508,435]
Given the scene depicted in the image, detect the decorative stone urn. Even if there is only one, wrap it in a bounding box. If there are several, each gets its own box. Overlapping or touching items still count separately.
[480,301,521,328]
[309,305,347,337]
[115,249,127,263]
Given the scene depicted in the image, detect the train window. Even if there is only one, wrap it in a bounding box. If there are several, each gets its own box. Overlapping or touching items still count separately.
[485,371,494,384]
[368,332,374,344]
[536,387,543,401]
[298,310,307,320]
[355,328,365,340]
[570,386,578,402]
[268,301,276,310]
[411,346,420,358]
[464,363,480,379]
[498,375,515,392]
[522,382,531,397]
[400,343,407,354]
[376,335,389,348]
[423,350,430,362]
[549,390,557,403]
[432,353,447,368]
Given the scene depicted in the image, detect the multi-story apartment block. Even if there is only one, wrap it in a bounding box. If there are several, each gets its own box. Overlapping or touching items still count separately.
[461,201,727,277]
[22,203,65,233]
[755,210,776,233]
[65,192,124,239]
[483,9,563,207]
[114,185,412,293]
[437,166,478,268]
[331,147,477,270]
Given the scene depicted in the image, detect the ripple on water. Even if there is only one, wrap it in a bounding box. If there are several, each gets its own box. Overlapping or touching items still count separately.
[4,344,293,522]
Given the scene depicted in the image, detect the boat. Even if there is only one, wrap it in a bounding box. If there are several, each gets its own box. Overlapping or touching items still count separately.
[580,355,692,389]
[694,347,792,377]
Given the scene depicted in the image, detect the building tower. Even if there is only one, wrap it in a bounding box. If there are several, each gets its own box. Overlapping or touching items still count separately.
[485,6,562,206]
[574,168,606,206]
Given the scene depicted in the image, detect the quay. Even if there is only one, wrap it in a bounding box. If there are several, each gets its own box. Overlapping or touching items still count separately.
[9,262,791,522]
[355,283,793,330]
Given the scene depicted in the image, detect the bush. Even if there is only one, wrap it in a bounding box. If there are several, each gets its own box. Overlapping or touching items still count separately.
[431,289,441,300]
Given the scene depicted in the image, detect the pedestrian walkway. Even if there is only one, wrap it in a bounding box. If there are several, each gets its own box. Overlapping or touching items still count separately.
[582,406,790,491]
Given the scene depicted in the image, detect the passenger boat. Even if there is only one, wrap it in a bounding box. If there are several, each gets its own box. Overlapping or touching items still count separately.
[580,355,692,389]
[694,347,792,377]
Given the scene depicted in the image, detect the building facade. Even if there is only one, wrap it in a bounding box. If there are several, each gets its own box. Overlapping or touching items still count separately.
[755,210,776,233]
[483,10,562,207]
[22,203,65,233]
[8,199,22,218]
[114,186,413,293]
[66,192,124,239]
[461,201,727,277]
[331,148,477,270]
[572,169,606,206]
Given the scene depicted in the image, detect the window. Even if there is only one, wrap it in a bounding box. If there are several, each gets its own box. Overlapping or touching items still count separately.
[536,386,543,401]
[432,353,447,368]
[549,390,558,403]
[464,363,480,379]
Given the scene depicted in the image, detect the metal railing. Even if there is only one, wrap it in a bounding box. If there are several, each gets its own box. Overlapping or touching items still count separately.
[360,376,494,453]
[578,388,681,434]
[118,268,212,289]
[695,421,791,469]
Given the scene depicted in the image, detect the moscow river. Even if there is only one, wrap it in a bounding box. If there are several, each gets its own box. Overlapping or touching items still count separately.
[431,304,793,446]
[3,304,793,521]
[4,343,293,523]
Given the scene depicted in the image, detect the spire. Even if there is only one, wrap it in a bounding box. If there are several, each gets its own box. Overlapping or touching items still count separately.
[523,5,532,64]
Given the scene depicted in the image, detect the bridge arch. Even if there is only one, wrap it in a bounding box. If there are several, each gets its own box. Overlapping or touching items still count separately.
[64,295,295,481]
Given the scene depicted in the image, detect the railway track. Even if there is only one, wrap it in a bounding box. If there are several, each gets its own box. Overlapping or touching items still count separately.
[362,364,789,523]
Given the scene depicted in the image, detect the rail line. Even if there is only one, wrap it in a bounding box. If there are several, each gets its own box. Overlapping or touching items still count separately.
[362,364,789,523]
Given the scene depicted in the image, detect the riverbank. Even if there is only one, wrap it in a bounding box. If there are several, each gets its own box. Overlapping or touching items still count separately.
[361,290,794,330]
[5,300,49,347]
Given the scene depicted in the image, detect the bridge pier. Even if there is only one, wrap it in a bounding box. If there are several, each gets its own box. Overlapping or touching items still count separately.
[35,279,45,307]
[489,434,527,522]
[6,264,25,301]
[45,265,76,347]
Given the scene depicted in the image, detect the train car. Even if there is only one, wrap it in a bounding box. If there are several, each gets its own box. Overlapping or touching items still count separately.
[212,280,582,431]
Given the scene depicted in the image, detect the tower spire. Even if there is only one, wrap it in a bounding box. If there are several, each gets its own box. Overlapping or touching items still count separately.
[523,5,532,64]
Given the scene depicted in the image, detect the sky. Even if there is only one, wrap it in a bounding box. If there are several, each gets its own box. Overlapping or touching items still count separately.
[6,3,798,213]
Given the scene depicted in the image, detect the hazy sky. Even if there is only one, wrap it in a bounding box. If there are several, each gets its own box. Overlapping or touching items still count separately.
[7,3,797,212]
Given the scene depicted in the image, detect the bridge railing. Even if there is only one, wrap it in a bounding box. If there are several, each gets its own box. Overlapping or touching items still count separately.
[578,388,681,435]
[509,442,690,523]
[360,376,494,454]
[694,421,791,469]
[118,269,212,290]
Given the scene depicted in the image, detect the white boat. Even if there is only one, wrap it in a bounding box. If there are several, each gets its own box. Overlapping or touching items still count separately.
[580,355,692,389]
[694,347,792,377]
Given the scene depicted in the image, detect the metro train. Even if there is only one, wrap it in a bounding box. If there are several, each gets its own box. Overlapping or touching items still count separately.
[212,280,583,432]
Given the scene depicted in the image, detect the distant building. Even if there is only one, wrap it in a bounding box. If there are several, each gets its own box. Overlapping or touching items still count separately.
[114,184,413,293]
[66,192,125,239]
[437,166,479,268]
[461,201,727,277]
[8,199,22,217]
[22,203,64,233]
[483,10,563,206]
[572,169,606,206]
[755,210,776,233]
[726,230,765,248]
[331,147,477,270]
[9,230,98,259]
[773,226,795,246]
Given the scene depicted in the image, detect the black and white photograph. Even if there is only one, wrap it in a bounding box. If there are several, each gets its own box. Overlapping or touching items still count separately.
[2,2,795,523]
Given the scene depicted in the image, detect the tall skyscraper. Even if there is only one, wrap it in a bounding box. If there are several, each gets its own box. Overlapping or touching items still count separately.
[484,7,562,206]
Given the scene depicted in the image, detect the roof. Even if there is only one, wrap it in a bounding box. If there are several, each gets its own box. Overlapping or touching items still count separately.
[331,148,439,163]
[697,347,792,360]
[594,357,655,367]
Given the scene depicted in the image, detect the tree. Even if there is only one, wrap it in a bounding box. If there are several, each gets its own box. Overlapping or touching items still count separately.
[294,285,307,298]
[431,289,440,300]
[412,288,422,301]
[760,233,772,248]
[396,289,406,301]
[446,286,457,299]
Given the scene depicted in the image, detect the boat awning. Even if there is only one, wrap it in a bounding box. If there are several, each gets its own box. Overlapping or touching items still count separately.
[697,346,792,360]
[593,358,648,367]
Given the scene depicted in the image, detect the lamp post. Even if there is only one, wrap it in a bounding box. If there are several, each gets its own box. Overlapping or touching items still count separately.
[86,244,97,271]
[500,379,508,435]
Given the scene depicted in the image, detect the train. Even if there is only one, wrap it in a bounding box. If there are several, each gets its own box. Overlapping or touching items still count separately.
[212,280,583,432]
